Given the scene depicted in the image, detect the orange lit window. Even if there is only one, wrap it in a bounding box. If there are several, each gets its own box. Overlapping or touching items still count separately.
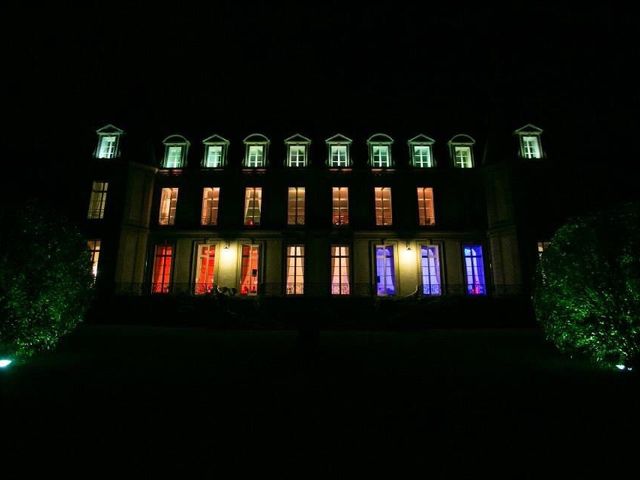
[374,187,393,226]
[331,245,350,295]
[201,187,220,225]
[285,245,304,295]
[240,245,260,295]
[87,239,101,280]
[417,187,435,226]
[244,187,262,225]
[287,187,305,225]
[159,188,179,225]
[332,187,349,226]
[194,244,216,294]
[152,245,173,293]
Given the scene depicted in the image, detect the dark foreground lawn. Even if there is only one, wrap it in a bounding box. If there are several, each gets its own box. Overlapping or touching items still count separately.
[2,326,638,478]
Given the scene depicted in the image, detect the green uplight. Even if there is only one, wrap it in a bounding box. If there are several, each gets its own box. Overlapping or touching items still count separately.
[0,359,12,368]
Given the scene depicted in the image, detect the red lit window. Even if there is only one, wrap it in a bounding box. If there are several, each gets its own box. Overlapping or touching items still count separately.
[194,244,216,294]
[152,245,173,293]
[240,245,260,295]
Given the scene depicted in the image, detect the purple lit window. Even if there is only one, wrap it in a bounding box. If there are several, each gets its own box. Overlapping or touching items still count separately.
[375,245,395,296]
[463,245,486,295]
[421,245,441,295]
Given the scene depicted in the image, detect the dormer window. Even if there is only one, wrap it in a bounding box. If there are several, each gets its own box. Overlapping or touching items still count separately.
[202,134,229,168]
[285,134,311,167]
[162,135,190,169]
[514,124,544,159]
[326,134,352,168]
[367,134,394,168]
[408,134,435,168]
[95,124,124,159]
[448,134,476,168]
[243,134,270,168]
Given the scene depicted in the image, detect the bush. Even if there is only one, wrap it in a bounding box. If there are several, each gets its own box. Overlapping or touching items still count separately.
[0,203,94,360]
[534,202,640,369]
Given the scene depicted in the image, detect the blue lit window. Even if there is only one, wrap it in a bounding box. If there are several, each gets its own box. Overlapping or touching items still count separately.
[463,245,486,295]
[375,245,396,296]
[420,245,441,295]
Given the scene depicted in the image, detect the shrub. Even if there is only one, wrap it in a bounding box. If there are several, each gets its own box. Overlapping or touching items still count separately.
[0,203,94,360]
[534,203,640,369]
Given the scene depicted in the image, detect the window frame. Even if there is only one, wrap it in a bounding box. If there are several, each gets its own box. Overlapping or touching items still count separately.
[448,134,476,169]
[243,187,263,226]
[285,244,305,295]
[202,134,229,168]
[95,124,123,159]
[332,187,349,226]
[374,186,393,226]
[419,244,442,296]
[417,187,436,226]
[87,181,109,220]
[162,135,190,169]
[151,244,175,294]
[287,187,306,225]
[201,187,221,226]
[330,244,351,296]
[462,243,487,295]
[374,243,398,296]
[159,187,179,226]
[514,124,544,159]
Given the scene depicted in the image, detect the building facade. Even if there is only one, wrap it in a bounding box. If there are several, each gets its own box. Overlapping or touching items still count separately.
[81,124,549,300]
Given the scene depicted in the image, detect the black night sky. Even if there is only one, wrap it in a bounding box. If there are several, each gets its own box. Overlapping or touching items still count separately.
[3,3,640,209]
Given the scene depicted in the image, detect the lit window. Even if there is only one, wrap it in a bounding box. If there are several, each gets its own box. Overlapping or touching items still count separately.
[375,245,396,296]
[332,187,349,225]
[374,187,393,226]
[371,145,391,168]
[159,187,179,225]
[240,244,260,295]
[152,245,173,293]
[201,187,220,226]
[95,125,123,158]
[522,136,541,159]
[244,187,262,225]
[87,240,101,280]
[194,244,216,295]
[87,181,108,219]
[331,245,350,295]
[286,245,304,295]
[412,145,433,168]
[287,187,305,225]
[329,145,348,167]
[417,187,435,226]
[537,241,551,259]
[287,145,307,167]
[204,145,223,167]
[166,146,184,168]
[454,146,473,168]
[420,245,441,295]
[463,245,486,295]
[247,145,264,167]
[97,136,117,159]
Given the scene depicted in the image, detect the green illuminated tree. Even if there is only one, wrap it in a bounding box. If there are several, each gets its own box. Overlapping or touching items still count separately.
[534,202,640,369]
[0,203,93,360]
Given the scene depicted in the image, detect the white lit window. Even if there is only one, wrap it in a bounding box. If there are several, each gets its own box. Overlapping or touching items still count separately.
[329,145,348,167]
[417,187,435,226]
[87,181,108,219]
[454,146,473,168]
[412,145,433,168]
[247,145,264,167]
[332,187,349,225]
[159,187,179,225]
[201,187,220,225]
[97,136,117,159]
[371,145,391,168]
[288,187,305,225]
[204,145,223,167]
[286,245,304,295]
[287,145,307,167]
[522,136,541,159]
[165,146,184,168]
[244,187,262,225]
[331,245,350,295]
[87,239,101,280]
[374,187,393,226]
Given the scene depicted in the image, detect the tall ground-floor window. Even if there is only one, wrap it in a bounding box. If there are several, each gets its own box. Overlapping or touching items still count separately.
[375,245,396,296]
[195,244,216,294]
[463,244,486,295]
[420,245,441,295]
[331,245,350,295]
[285,245,304,295]
[152,245,174,293]
[240,244,260,295]
[87,239,101,280]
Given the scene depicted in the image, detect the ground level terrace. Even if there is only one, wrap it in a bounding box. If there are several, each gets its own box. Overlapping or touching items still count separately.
[113,234,522,297]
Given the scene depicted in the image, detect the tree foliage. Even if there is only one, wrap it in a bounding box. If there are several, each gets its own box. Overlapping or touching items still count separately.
[534,203,640,368]
[0,203,93,359]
